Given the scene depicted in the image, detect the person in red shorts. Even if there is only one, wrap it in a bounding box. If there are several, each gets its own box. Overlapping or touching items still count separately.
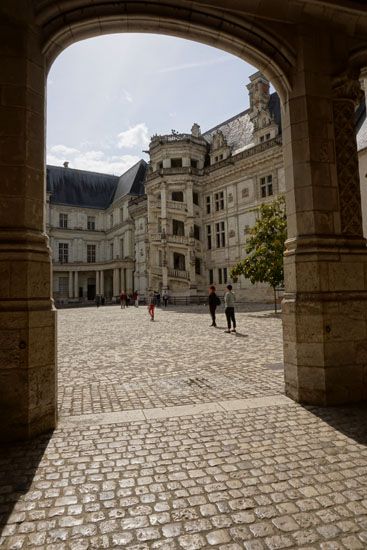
[148,292,157,321]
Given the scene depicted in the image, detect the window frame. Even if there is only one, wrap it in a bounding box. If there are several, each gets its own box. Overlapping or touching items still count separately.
[87,216,96,231]
[59,213,68,229]
[58,242,69,263]
[87,244,96,264]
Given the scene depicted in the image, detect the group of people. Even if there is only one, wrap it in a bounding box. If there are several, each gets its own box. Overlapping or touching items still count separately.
[119,290,139,308]
[118,285,236,332]
[208,284,237,333]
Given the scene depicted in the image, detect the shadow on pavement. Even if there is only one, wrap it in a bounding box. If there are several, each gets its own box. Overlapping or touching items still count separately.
[0,432,52,535]
[304,403,367,446]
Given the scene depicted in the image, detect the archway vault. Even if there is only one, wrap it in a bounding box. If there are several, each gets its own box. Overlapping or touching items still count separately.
[35,1,296,102]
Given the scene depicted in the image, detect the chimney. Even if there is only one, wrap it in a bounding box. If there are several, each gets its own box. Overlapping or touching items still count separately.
[63,161,69,168]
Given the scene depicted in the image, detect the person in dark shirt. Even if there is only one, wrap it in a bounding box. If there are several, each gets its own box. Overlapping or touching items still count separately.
[208,285,220,327]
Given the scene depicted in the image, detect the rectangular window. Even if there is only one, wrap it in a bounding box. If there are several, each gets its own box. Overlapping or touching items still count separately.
[206,225,212,250]
[266,133,271,140]
[223,267,228,284]
[173,252,185,271]
[110,243,113,260]
[260,135,265,143]
[120,238,124,258]
[215,221,225,248]
[206,196,211,214]
[172,219,185,236]
[59,213,68,228]
[194,225,200,240]
[58,277,68,293]
[209,269,213,285]
[171,158,182,168]
[87,216,96,230]
[87,244,96,263]
[120,207,124,223]
[171,191,184,202]
[195,258,201,275]
[193,192,199,205]
[218,268,223,285]
[191,159,198,168]
[214,191,224,211]
[260,175,273,198]
[58,243,68,263]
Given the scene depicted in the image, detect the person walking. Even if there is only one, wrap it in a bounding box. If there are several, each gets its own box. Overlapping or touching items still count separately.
[224,284,236,333]
[133,290,139,307]
[96,294,101,308]
[156,292,161,308]
[208,285,220,327]
[162,290,169,308]
[148,292,156,321]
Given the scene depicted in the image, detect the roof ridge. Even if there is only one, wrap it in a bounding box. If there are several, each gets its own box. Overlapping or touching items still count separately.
[46,164,120,179]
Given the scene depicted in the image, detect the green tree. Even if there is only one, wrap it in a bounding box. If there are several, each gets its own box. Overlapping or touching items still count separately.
[230,196,287,313]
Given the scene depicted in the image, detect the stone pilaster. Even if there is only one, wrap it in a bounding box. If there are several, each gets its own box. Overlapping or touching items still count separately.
[74,271,79,298]
[0,6,57,440]
[282,35,367,405]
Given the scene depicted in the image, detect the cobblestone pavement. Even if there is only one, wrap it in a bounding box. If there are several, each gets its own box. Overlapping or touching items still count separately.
[1,306,367,549]
[58,305,284,416]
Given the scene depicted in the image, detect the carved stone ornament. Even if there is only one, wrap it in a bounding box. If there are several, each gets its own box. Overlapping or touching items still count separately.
[333,98,363,236]
[332,73,364,104]
[212,130,227,151]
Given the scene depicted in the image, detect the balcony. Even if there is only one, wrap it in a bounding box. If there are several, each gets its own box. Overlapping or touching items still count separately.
[149,233,189,245]
[166,200,187,211]
[168,268,190,280]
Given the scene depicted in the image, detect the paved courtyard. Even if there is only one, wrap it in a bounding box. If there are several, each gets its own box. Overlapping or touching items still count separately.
[1,305,367,549]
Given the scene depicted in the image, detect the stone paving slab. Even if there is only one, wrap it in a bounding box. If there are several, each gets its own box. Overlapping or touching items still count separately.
[1,306,367,549]
[60,396,293,428]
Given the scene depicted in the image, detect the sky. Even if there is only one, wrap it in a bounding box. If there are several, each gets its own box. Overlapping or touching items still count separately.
[47,34,259,175]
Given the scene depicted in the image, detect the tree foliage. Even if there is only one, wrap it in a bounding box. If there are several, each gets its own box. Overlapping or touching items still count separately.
[230,196,287,292]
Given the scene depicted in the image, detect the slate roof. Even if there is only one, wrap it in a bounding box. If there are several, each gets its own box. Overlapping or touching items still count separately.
[202,92,281,154]
[47,160,147,209]
[113,160,148,202]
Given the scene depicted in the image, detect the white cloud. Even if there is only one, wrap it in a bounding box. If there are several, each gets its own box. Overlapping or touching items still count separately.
[155,57,228,74]
[49,144,80,156]
[117,123,150,149]
[47,145,143,176]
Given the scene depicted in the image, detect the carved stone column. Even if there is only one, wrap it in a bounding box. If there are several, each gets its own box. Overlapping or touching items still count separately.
[0,5,57,440]
[282,37,367,405]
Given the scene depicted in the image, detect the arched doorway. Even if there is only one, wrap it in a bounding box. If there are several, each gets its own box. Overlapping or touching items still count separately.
[1,0,367,441]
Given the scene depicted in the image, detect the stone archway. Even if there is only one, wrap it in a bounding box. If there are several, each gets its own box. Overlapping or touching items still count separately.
[1,0,367,441]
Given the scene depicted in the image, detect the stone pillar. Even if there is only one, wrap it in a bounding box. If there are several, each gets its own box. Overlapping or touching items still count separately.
[113,268,119,297]
[100,270,104,296]
[96,271,100,295]
[282,32,367,405]
[120,268,125,292]
[126,269,133,294]
[0,6,57,441]
[68,271,73,298]
[74,271,79,298]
